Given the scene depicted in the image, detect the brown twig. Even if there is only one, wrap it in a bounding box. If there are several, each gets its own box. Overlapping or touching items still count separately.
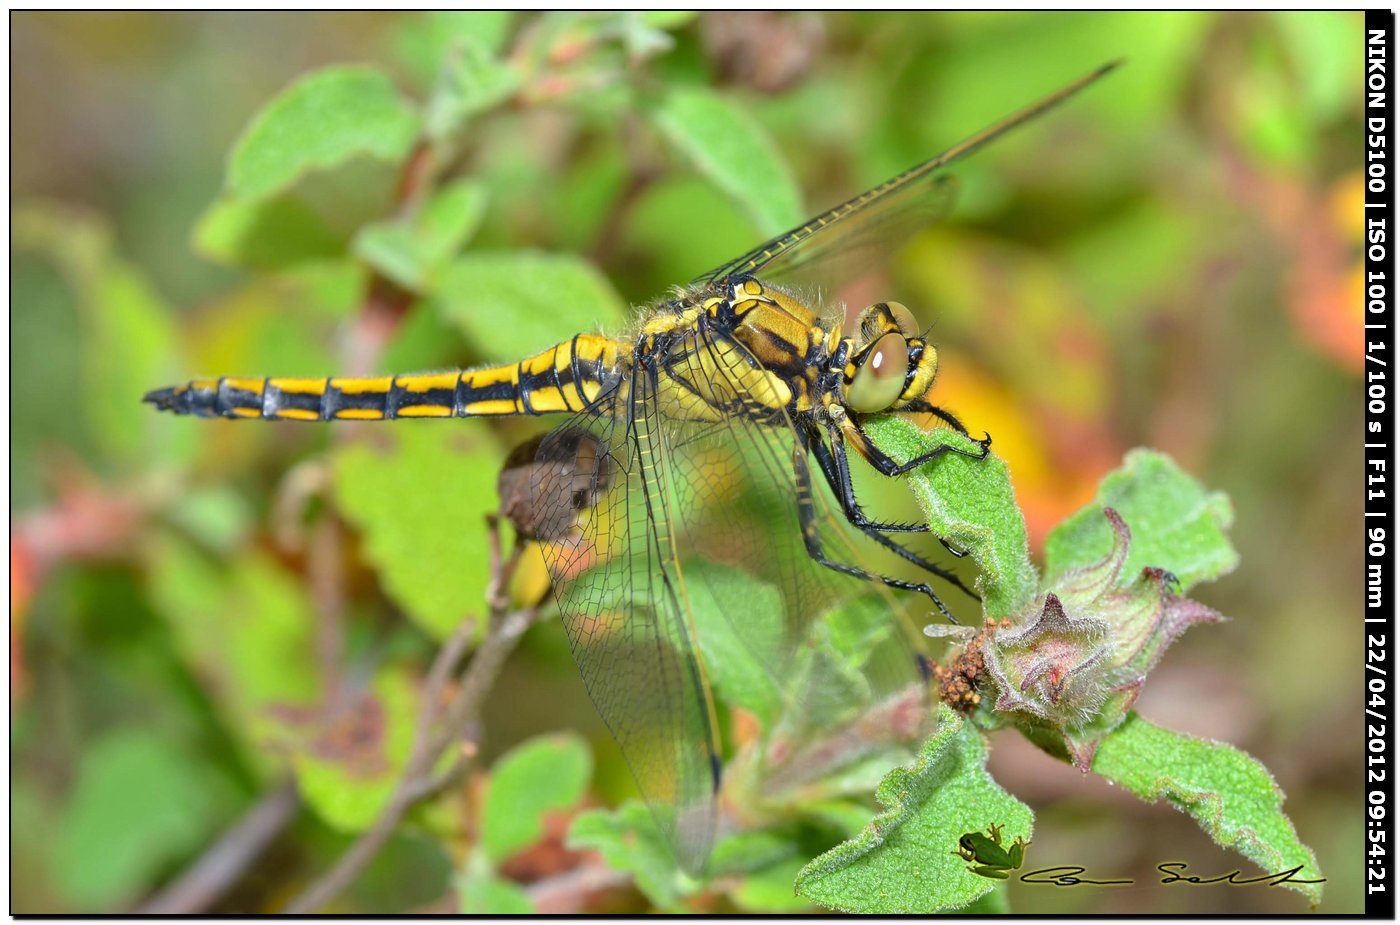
[281,524,543,914]
[137,778,301,915]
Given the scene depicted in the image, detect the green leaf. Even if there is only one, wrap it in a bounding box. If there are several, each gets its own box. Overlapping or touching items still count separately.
[458,870,534,914]
[14,203,192,468]
[865,416,1037,618]
[482,733,592,863]
[773,594,915,749]
[332,422,502,639]
[290,666,421,832]
[795,707,1032,914]
[423,37,521,142]
[706,829,800,876]
[612,11,683,60]
[803,798,887,837]
[353,180,489,291]
[682,559,786,724]
[282,260,369,319]
[649,86,803,236]
[1044,449,1237,594]
[227,65,421,201]
[144,540,322,759]
[393,11,516,88]
[1268,11,1357,123]
[194,194,347,270]
[707,832,811,912]
[568,801,693,909]
[427,252,627,362]
[640,11,697,30]
[53,729,228,909]
[1093,712,1324,907]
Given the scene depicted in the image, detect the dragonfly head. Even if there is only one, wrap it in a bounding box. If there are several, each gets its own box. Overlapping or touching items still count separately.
[842,301,938,414]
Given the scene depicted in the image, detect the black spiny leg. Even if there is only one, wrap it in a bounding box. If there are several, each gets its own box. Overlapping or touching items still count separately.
[899,400,979,437]
[810,426,928,534]
[826,403,989,559]
[806,428,980,601]
[846,407,992,478]
[792,446,960,623]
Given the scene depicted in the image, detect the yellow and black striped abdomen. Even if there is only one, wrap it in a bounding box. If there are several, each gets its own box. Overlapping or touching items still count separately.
[144,334,628,422]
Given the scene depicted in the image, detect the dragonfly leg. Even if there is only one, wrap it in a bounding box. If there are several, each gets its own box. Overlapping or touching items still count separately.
[806,428,979,599]
[899,400,974,436]
[808,426,927,534]
[843,407,992,478]
[793,446,961,623]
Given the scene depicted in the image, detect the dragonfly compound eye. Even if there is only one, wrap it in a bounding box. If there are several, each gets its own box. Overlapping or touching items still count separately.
[847,331,910,413]
[850,300,921,344]
[885,301,920,336]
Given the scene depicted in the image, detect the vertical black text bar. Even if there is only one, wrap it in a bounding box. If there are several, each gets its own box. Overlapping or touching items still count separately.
[1366,8,1395,919]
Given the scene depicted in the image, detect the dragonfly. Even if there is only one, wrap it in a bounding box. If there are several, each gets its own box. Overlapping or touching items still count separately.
[146,63,1116,873]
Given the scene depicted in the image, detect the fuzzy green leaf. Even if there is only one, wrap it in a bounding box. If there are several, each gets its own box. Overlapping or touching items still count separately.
[649,86,803,236]
[331,422,502,639]
[427,252,627,362]
[795,707,1033,914]
[1093,712,1324,907]
[482,733,592,863]
[864,416,1037,618]
[458,871,533,914]
[352,180,488,291]
[1044,449,1237,593]
[568,802,693,910]
[227,66,420,201]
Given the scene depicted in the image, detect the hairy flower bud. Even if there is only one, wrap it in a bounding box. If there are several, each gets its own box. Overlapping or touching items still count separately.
[965,508,1223,769]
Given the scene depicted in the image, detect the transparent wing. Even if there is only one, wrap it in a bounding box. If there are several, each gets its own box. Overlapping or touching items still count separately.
[694,62,1119,293]
[699,175,960,295]
[535,377,723,875]
[662,322,939,787]
[534,326,946,873]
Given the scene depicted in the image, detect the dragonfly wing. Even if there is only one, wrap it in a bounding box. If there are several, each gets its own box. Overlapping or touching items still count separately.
[694,62,1118,293]
[535,379,722,875]
[535,318,961,870]
[657,323,940,789]
[708,175,959,296]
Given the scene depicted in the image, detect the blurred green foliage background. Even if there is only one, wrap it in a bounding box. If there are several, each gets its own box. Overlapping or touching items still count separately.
[11,11,1363,914]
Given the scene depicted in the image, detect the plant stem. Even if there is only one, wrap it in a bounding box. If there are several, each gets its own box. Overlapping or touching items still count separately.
[137,778,300,915]
[282,527,542,914]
